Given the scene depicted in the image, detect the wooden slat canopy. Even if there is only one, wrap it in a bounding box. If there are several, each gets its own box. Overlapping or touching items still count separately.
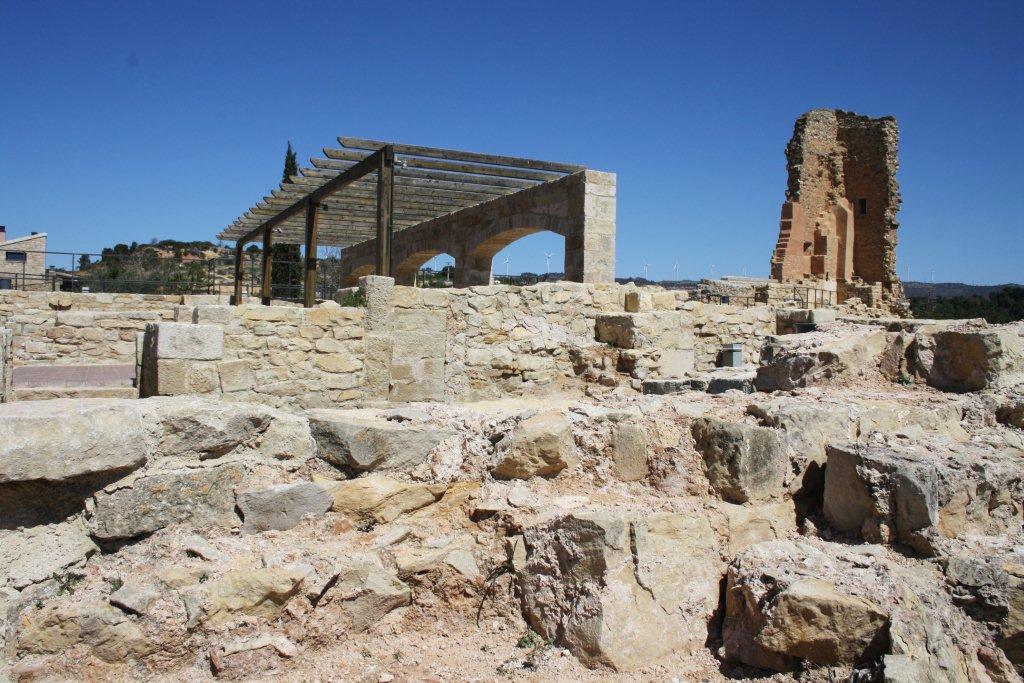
[218,137,582,248]
[217,137,582,306]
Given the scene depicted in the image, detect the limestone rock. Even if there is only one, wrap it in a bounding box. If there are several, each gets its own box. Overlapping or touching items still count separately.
[716,500,797,557]
[610,422,648,481]
[924,328,1024,393]
[0,518,97,589]
[723,540,890,671]
[490,412,574,479]
[145,322,223,360]
[237,481,333,534]
[328,474,446,523]
[109,583,161,616]
[310,558,411,634]
[823,442,1022,554]
[308,410,454,472]
[189,567,306,627]
[520,510,721,671]
[755,329,891,391]
[89,464,244,540]
[0,399,148,484]
[210,634,297,680]
[691,417,787,503]
[17,600,152,662]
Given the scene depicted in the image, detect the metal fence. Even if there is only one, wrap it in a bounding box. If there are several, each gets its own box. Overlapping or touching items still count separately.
[0,249,350,302]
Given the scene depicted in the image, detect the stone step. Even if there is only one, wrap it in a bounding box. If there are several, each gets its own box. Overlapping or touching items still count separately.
[12,386,139,401]
[11,363,136,389]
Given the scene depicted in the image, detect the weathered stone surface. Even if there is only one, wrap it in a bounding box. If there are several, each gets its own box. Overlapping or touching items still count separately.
[147,322,224,360]
[237,481,333,534]
[925,329,1024,393]
[145,397,315,467]
[943,550,1024,673]
[308,410,454,472]
[0,519,97,590]
[209,634,297,680]
[328,474,446,523]
[716,500,797,557]
[520,510,721,671]
[310,557,411,634]
[0,399,148,484]
[109,583,161,616]
[89,464,244,540]
[17,600,152,662]
[755,329,890,392]
[691,417,787,503]
[217,359,253,393]
[188,567,305,627]
[490,412,574,479]
[609,422,648,481]
[823,443,1022,554]
[723,541,890,671]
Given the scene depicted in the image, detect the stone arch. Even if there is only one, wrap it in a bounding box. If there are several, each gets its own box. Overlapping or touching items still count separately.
[342,263,375,288]
[458,215,572,287]
[393,249,455,287]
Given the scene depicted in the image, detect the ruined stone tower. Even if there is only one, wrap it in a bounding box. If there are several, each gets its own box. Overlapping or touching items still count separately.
[770,109,902,298]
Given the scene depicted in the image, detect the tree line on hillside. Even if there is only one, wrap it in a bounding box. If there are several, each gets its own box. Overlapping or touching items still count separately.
[910,286,1024,324]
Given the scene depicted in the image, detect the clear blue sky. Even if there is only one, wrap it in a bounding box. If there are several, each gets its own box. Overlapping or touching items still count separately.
[2,1,1021,283]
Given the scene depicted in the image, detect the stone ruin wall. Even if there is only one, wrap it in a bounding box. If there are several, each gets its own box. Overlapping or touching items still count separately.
[772,109,902,298]
[1,284,790,407]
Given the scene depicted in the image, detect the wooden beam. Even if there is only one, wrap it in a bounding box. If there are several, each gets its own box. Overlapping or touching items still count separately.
[324,147,564,182]
[376,146,394,276]
[232,243,244,306]
[338,136,585,174]
[301,166,516,198]
[303,201,319,308]
[312,157,539,191]
[232,149,384,247]
[260,226,273,305]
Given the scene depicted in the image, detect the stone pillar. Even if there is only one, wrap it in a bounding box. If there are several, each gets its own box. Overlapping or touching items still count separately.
[454,255,493,287]
[140,322,225,397]
[358,275,396,401]
[358,275,394,332]
[565,170,616,284]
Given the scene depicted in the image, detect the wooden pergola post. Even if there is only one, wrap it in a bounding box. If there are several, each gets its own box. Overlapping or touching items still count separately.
[232,243,244,305]
[260,226,273,305]
[303,201,320,308]
[375,145,395,276]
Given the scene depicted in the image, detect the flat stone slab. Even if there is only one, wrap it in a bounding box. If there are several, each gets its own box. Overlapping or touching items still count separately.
[12,364,135,388]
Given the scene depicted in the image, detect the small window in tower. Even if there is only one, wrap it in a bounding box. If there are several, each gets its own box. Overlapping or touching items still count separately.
[857,198,868,216]
[803,242,813,255]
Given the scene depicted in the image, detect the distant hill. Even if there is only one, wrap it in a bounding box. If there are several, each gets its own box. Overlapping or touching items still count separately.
[902,281,1021,299]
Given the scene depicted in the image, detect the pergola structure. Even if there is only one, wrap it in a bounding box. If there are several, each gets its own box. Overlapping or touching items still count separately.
[218,137,584,307]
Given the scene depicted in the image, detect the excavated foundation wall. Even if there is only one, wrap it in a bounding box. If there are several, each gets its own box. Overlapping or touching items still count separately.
[8,285,783,406]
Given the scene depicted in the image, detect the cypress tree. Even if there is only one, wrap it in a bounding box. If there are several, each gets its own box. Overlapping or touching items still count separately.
[272,141,302,296]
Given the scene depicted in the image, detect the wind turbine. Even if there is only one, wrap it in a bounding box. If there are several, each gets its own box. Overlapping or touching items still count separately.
[673,258,680,281]
[544,252,553,275]
[710,264,716,279]
[642,260,650,280]
[504,256,510,280]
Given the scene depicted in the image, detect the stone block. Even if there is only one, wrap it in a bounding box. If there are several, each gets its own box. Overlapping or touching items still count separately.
[192,305,233,325]
[359,275,394,331]
[155,359,219,395]
[610,422,648,481]
[236,481,333,534]
[218,359,253,393]
[89,463,244,540]
[691,417,787,503]
[147,322,224,360]
[308,410,454,472]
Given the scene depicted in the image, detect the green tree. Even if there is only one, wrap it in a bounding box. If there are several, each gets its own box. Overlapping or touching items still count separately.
[283,141,298,184]
[78,254,91,269]
[272,141,302,297]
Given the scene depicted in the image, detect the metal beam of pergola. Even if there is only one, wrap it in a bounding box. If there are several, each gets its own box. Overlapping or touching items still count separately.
[218,137,583,307]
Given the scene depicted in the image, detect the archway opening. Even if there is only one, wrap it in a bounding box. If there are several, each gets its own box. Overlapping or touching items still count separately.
[393,250,457,288]
[488,231,564,285]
